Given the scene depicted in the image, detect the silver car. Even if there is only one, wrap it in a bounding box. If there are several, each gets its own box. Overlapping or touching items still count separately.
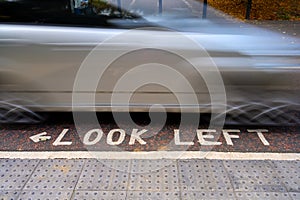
[0,0,299,124]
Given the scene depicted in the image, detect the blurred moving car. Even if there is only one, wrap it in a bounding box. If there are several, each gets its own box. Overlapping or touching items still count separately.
[0,0,299,123]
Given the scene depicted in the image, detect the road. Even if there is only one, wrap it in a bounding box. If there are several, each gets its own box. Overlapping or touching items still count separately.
[113,0,237,20]
[119,0,300,38]
[0,112,299,200]
[0,112,299,154]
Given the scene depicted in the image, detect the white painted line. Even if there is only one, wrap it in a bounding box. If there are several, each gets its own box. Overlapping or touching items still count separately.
[29,132,51,143]
[181,0,193,9]
[0,151,299,160]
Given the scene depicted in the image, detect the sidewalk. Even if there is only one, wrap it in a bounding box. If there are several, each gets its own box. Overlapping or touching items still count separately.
[246,20,300,38]
[1,158,299,200]
[121,0,300,38]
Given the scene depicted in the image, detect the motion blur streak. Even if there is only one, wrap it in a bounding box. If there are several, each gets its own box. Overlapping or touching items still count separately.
[0,0,299,124]
[0,98,44,123]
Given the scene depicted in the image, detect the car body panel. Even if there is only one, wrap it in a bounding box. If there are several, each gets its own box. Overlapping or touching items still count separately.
[0,0,300,114]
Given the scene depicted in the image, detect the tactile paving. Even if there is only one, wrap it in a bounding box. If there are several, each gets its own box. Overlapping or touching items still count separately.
[271,160,300,192]
[0,159,39,190]
[130,159,177,173]
[223,160,286,192]
[72,191,126,200]
[18,190,72,200]
[289,192,300,200]
[181,191,235,200]
[1,158,299,200]
[178,160,232,191]
[23,159,84,190]
[127,191,180,200]
[235,192,291,200]
[128,159,179,191]
[76,159,130,191]
[0,190,19,200]
[98,159,131,173]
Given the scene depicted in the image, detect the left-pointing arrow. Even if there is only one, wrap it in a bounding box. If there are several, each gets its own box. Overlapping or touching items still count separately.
[30,132,51,143]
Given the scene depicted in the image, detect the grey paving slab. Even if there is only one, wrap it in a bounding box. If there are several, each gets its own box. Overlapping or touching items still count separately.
[128,160,179,191]
[181,191,236,200]
[178,160,232,191]
[98,160,131,173]
[72,191,126,200]
[17,190,72,200]
[0,158,299,200]
[130,159,177,174]
[126,191,180,200]
[75,159,130,191]
[0,159,40,190]
[271,160,300,192]
[23,159,84,191]
[235,192,291,200]
[223,160,286,192]
[289,192,300,200]
[0,190,20,200]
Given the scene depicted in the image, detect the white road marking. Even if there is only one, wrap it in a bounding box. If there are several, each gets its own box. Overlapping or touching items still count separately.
[32,129,271,147]
[129,0,136,6]
[29,132,51,143]
[52,129,72,146]
[222,130,240,146]
[107,129,126,145]
[248,129,270,146]
[181,0,193,9]
[197,129,221,146]
[0,151,299,160]
[129,129,147,145]
[83,129,104,145]
[174,129,194,145]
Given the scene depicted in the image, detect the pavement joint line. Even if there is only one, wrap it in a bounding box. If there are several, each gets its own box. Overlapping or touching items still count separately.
[0,151,299,160]
[221,160,238,199]
[125,159,133,198]
[268,160,296,198]
[176,160,183,200]
[70,159,87,200]
[16,159,41,199]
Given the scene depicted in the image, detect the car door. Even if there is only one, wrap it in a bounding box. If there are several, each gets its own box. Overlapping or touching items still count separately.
[0,0,130,110]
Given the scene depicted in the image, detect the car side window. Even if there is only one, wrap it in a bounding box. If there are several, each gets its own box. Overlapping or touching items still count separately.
[0,0,139,27]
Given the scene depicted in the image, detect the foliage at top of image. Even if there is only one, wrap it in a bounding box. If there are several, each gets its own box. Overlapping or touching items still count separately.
[208,0,300,20]
[87,0,139,19]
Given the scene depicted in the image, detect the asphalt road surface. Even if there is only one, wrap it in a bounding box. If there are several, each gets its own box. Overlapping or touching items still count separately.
[0,112,299,153]
[0,112,299,200]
